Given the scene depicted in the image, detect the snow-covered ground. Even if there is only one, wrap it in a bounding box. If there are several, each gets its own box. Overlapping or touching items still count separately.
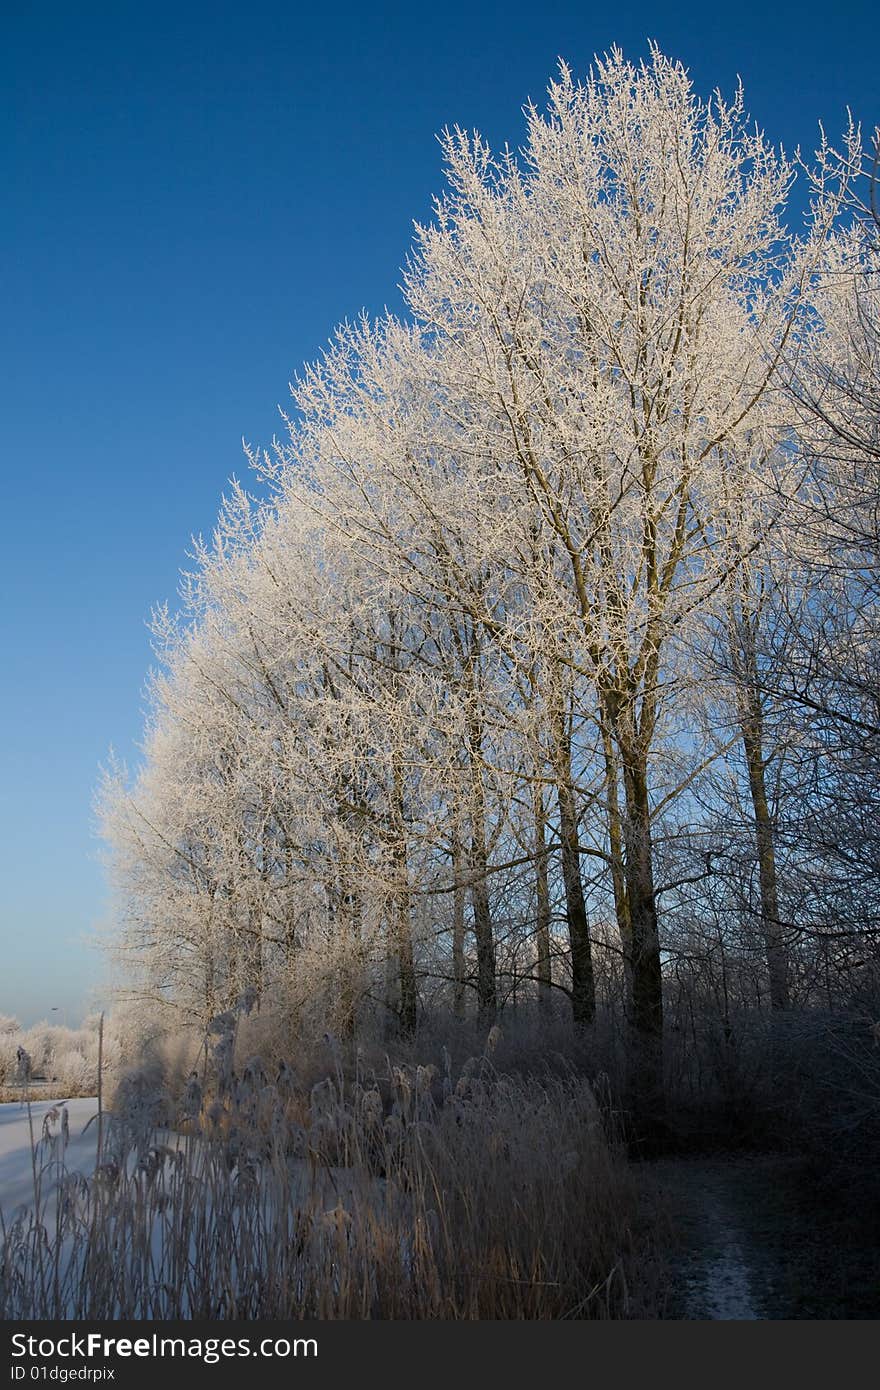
[0,1097,99,1218]
[1,1094,387,1317]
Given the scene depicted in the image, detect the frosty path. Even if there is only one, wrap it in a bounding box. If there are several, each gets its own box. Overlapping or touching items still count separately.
[647,1154,817,1319]
[0,1098,99,1218]
[651,1159,759,1317]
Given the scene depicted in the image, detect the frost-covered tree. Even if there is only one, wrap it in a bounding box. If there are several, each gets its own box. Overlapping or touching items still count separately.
[101,50,872,1124]
[393,47,819,1103]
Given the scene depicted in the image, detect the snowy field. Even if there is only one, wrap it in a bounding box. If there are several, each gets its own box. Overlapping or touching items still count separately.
[0,1097,99,1218]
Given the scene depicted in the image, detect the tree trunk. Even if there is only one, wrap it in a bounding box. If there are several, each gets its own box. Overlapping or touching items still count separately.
[740,706,790,1010]
[729,585,791,1012]
[466,713,497,1026]
[203,915,216,1028]
[549,703,595,1027]
[391,760,418,1035]
[336,864,362,1040]
[600,718,631,967]
[533,781,553,1008]
[452,827,467,1018]
[469,815,497,1027]
[394,871,417,1036]
[619,737,664,1122]
[246,907,264,1007]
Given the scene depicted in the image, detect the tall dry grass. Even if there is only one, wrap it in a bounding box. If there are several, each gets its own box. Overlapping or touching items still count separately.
[0,1020,656,1319]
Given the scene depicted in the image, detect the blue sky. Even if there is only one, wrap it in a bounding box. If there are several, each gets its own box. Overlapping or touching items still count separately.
[1,0,877,1025]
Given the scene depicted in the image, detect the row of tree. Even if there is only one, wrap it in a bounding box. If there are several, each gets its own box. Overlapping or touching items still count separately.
[100,50,880,1112]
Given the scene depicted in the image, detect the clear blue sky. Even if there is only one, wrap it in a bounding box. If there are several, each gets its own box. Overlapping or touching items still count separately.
[2,0,876,1026]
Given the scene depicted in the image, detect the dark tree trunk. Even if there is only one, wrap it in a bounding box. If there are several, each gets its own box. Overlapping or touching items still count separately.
[452,827,467,1018]
[741,707,790,1010]
[533,781,553,1008]
[336,864,362,1040]
[549,704,595,1027]
[391,760,417,1036]
[395,876,417,1036]
[466,712,497,1027]
[727,565,791,1010]
[620,739,664,1123]
[600,718,631,968]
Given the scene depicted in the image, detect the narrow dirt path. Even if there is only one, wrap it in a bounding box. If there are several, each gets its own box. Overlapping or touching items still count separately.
[644,1154,808,1319]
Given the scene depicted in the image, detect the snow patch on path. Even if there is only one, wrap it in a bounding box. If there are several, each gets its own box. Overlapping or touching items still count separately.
[649,1157,765,1320]
[677,1202,757,1318]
